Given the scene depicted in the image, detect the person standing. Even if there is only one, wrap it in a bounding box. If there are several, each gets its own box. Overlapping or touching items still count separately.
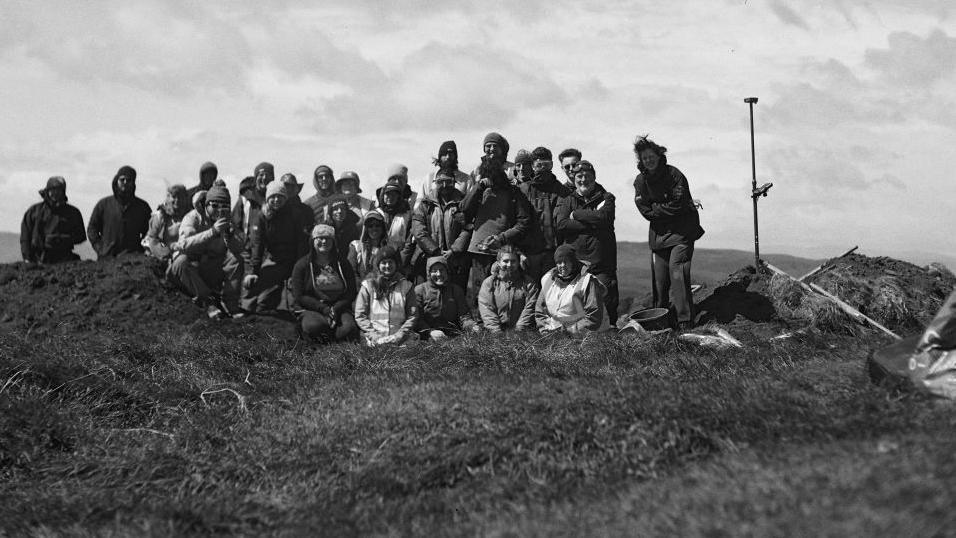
[633,135,704,330]
[280,172,315,238]
[87,165,151,259]
[185,161,218,201]
[20,176,86,263]
[417,140,473,208]
[304,164,336,224]
[555,160,619,324]
[518,146,570,281]
[336,171,375,219]
[409,170,471,288]
[557,148,582,191]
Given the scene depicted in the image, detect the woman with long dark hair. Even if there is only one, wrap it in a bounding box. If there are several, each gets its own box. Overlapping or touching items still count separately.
[353,245,419,346]
[290,224,359,343]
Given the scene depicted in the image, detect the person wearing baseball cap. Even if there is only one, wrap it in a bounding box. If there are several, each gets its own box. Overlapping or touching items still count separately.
[20,176,87,263]
[87,165,152,259]
[170,181,246,319]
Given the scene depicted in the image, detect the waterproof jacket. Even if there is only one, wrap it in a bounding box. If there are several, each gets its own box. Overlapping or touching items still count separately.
[371,192,414,254]
[248,205,308,273]
[290,251,357,317]
[416,169,473,210]
[87,178,151,259]
[354,276,418,340]
[518,171,571,254]
[409,189,471,267]
[555,184,617,275]
[633,164,704,250]
[143,204,186,259]
[414,257,474,332]
[176,208,244,263]
[20,200,86,263]
[347,213,389,283]
[535,263,608,335]
[477,266,539,332]
[287,195,316,240]
[461,178,533,255]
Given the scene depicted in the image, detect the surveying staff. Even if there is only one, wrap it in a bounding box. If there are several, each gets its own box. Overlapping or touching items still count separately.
[633,135,704,330]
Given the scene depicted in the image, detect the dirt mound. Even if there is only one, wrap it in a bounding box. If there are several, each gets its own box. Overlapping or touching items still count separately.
[0,256,207,336]
[696,253,955,337]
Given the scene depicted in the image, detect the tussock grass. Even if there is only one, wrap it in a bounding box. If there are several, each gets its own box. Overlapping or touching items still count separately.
[1,324,950,536]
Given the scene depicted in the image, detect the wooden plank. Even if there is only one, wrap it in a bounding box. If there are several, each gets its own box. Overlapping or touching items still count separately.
[798,245,858,282]
[764,262,902,340]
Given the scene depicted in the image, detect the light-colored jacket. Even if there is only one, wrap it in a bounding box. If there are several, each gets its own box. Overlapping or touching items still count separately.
[478,269,539,333]
[535,263,608,335]
[354,277,418,341]
[175,209,244,262]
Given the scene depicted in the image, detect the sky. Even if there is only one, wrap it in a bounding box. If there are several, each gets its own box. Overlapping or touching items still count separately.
[2,0,954,262]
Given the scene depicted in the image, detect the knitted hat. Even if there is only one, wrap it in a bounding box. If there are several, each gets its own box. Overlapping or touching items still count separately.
[254,162,274,182]
[574,160,595,175]
[311,224,335,239]
[115,165,137,181]
[265,181,287,199]
[531,146,552,161]
[327,193,349,209]
[482,132,510,156]
[514,149,533,165]
[199,161,218,177]
[40,176,66,195]
[386,163,408,181]
[238,176,256,194]
[553,244,578,263]
[438,140,457,157]
[336,170,361,193]
[206,185,231,205]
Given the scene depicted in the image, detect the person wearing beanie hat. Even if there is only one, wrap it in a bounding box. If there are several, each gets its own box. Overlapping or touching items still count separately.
[242,176,309,314]
[289,223,360,343]
[513,149,533,184]
[143,184,191,261]
[253,162,275,196]
[477,245,540,333]
[534,243,609,335]
[354,244,420,346]
[633,135,704,330]
[409,166,472,290]
[555,158,619,325]
[335,170,376,220]
[347,210,389,283]
[378,163,419,210]
[516,145,571,281]
[87,165,151,259]
[186,161,219,201]
[416,139,473,211]
[469,132,515,189]
[414,255,479,341]
[20,175,86,263]
[170,181,246,319]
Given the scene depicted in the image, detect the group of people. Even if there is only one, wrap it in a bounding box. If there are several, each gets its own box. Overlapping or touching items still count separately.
[19,133,705,345]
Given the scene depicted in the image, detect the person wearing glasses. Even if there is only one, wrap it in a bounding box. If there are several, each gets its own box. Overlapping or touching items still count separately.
[170,182,245,319]
[557,148,582,191]
[87,165,152,259]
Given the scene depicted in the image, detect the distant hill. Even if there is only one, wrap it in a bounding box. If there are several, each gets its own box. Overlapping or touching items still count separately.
[1,231,95,263]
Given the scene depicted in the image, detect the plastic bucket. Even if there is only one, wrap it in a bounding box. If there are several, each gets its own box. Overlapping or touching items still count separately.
[628,308,673,331]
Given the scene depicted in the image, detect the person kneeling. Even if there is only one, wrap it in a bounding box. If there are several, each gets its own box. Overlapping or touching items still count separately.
[291,224,359,343]
[535,245,609,335]
[415,256,479,341]
[354,246,419,346]
[478,246,539,333]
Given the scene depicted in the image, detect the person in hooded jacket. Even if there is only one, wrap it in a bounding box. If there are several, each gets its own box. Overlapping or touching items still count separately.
[535,245,608,335]
[169,183,245,319]
[325,194,361,258]
[632,136,705,330]
[374,168,415,254]
[280,172,315,238]
[143,184,190,261]
[304,164,336,224]
[409,170,471,287]
[243,182,309,313]
[347,210,389,285]
[414,256,478,340]
[335,171,375,219]
[416,140,473,209]
[186,161,218,201]
[462,155,533,311]
[555,160,619,325]
[354,245,419,346]
[290,224,359,343]
[87,165,152,259]
[20,176,86,263]
[518,146,571,281]
[478,246,540,333]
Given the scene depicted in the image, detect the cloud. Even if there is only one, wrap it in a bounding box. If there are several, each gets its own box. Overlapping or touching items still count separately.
[768,1,811,30]
[865,29,956,87]
[309,42,568,133]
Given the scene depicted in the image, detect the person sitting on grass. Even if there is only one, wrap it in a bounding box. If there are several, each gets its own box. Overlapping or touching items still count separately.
[290,224,359,344]
[535,244,608,335]
[170,183,245,319]
[354,246,419,347]
[478,245,540,333]
[143,184,190,262]
[414,256,479,341]
[347,210,389,284]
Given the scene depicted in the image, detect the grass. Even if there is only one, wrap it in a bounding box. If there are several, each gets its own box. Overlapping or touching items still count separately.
[2,319,953,536]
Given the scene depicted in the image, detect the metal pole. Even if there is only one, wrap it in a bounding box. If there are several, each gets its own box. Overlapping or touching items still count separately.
[745,97,760,272]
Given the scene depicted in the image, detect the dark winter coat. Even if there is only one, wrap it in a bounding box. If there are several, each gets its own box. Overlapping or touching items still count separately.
[290,251,357,317]
[633,163,704,250]
[409,189,471,267]
[20,200,86,263]
[248,205,308,273]
[414,258,474,332]
[555,184,617,275]
[518,171,570,254]
[461,178,533,255]
[87,178,151,259]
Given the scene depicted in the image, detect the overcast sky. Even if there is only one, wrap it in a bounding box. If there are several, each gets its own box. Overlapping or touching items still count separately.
[2,0,954,260]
